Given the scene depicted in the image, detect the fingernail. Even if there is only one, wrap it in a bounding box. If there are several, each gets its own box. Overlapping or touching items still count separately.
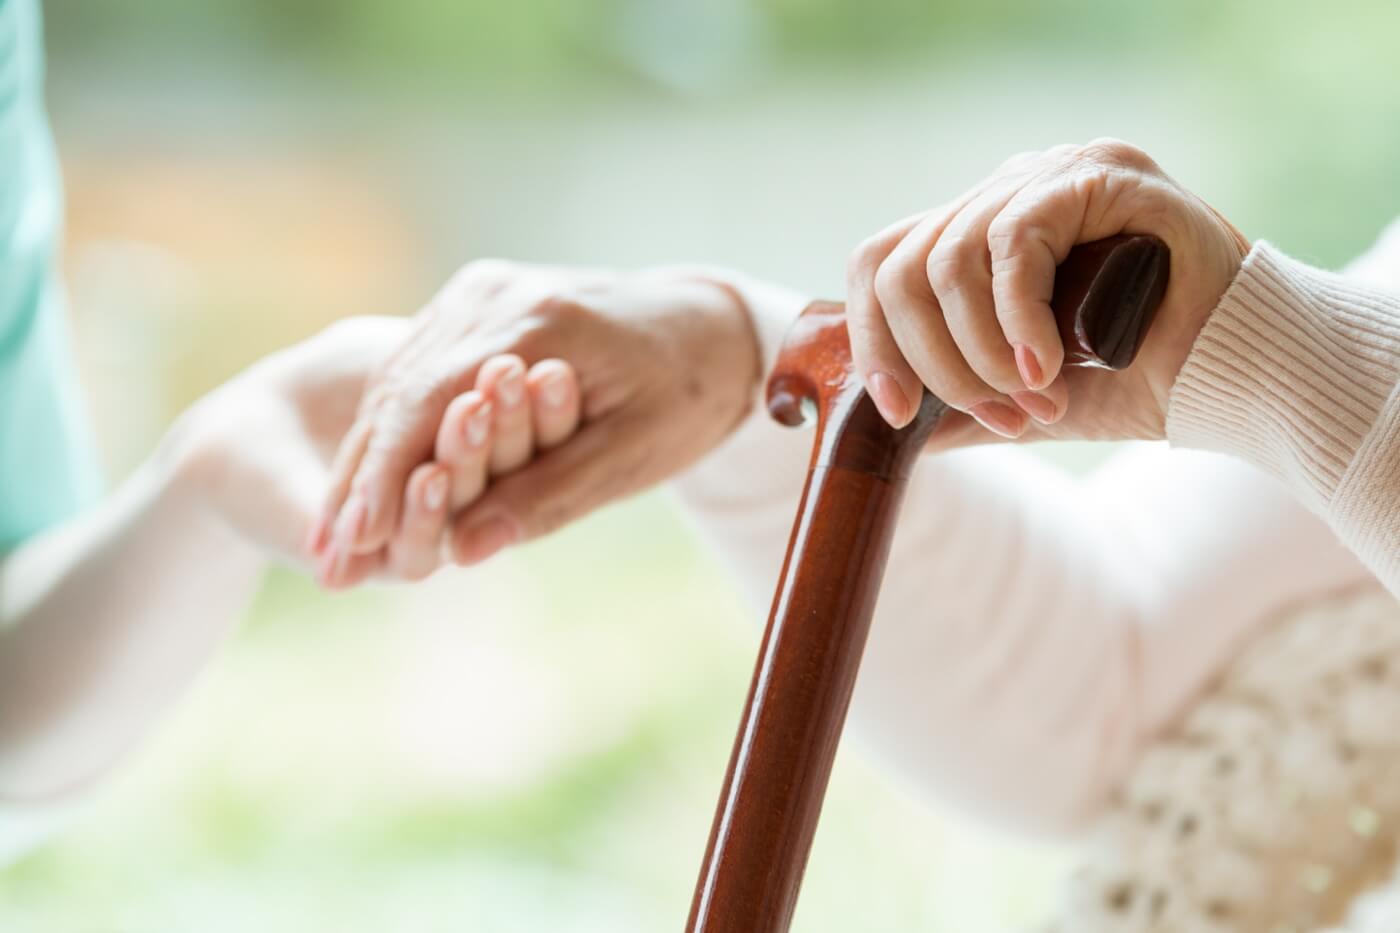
[968,401,1027,438]
[331,496,371,578]
[315,548,336,589]
[455,512,522,565]
[318,544,351,591]
[303,512,330,556]
[541,374,570,409]
[334,494,368,548]
[1010,391,1058,425]
[423,473,448,511]
[498,368,525,408]
[867,371,910,426]
[466,403,492,446]
[1013,344,1046,390]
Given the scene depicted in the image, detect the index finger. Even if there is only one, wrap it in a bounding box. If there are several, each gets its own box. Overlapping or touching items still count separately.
[306,417,371,556]
[846,211,929,428]
[330,344,494,556]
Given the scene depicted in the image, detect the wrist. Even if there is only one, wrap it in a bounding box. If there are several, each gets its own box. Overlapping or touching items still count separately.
[664,267,763,397]
[1167,242,1400,512]
[654,264,809,393]
[155,398,268,564]
[1145,204,1253,437]
[657,268,765,447]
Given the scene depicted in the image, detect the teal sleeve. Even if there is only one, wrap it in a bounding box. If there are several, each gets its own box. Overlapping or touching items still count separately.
[0,284,103,550]
[0,0,103,550]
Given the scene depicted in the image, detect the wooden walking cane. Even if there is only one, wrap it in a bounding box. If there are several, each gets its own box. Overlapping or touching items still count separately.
[685,234,1171,933]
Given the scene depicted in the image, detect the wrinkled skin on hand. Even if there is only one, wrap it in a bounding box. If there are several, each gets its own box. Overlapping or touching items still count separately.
[315,261,762,577]
[845,138,1250,449]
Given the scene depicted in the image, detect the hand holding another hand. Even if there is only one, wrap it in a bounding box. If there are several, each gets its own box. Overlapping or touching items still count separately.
[168,315,581,586]
[309,350,584,587]
[311,262,763,581]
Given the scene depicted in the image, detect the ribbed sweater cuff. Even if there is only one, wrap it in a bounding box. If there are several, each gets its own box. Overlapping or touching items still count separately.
[1166,242,1400,515]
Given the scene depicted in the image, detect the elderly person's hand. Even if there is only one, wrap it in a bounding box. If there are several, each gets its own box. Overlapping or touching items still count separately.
[846,139,1251,447]
[312,262,763,574]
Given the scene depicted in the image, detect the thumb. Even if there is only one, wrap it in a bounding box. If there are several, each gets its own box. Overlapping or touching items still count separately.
[446,415,648,565]
[270,426,388,589]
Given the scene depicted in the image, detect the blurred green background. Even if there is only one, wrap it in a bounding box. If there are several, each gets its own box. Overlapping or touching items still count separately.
[5,0,1399,930]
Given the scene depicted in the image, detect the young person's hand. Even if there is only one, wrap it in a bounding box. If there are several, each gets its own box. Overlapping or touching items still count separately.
[310,352,583,588]
[314,262,764,570]
[170,316,581,586]
[845,139,1250,448]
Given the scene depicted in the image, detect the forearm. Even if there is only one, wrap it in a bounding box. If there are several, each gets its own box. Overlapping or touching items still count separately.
[0,431,265,800]
[678,424,1371,835]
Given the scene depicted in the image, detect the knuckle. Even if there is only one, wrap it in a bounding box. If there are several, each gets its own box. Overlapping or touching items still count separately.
[365,357,397,396]
[360,381,396,418]
[996,149,1041,174]
[511,294,591,357]
[508,321,551,362]
[988,256,1025,304]
[872,258,913,308]
[531,293,588,327]
[1078,137,1152,171]
[365,385,452,459]
[992,292,1031,324]
[986,214,1046,262]
[350,450,391,495]
[846,235,886,287]
[1031,143,1082,183]
[924,237,977,296]
[924,256,958,297]
[844,296,880,346]
[389,373,445,414]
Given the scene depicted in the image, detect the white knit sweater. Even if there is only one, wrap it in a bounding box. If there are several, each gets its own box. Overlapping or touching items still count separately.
[1039,231,1400,931]
[1039,586,1400,932]
[1169,236,1400,592]
[675,222,1400,929]
[675,221,1400,836]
